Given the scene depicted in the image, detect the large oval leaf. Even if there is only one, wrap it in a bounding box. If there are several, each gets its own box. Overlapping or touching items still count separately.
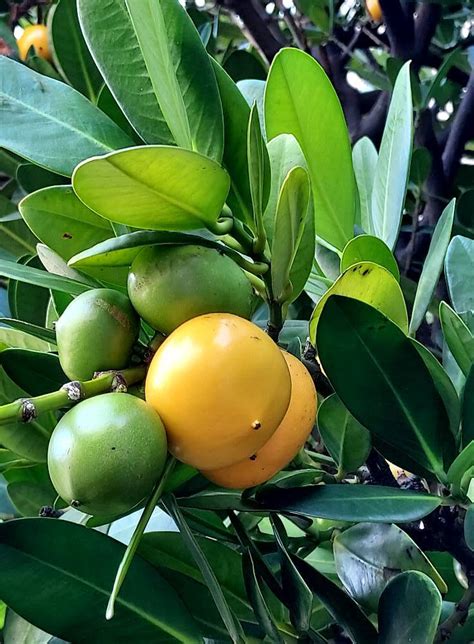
[20,186,113,262]
[72,146,230,231]
[0,57,133,177]
[340,235,399,280]
[265,48,355,251]
[309,262,408,343]
[316,296,455,478]
[0,518,201,642]
[378,572,442,644]
[333,523,446,611]
[256,484,441,523]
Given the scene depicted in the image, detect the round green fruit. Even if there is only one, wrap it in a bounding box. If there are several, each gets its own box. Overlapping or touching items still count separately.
[127,244,254,334]
[48,393,167,517]
[56,288,140,381]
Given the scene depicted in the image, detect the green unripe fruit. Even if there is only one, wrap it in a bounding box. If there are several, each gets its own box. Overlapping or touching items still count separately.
[127,245,254,335]
[48,393,168,517]
[56,289,140,381]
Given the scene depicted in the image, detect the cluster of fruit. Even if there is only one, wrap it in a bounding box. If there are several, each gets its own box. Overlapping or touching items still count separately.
[48,245,317,517]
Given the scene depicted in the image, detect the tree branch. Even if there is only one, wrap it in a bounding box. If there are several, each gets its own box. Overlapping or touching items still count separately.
[435,579,474,643]
[378,0,414,59]
[413,2,442,64]
[216,0,286,63]
[442,71,474,185]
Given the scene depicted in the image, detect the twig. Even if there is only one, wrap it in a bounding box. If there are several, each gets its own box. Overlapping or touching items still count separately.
[435,579,474,642]
[378,0,414,59]
[442,72,474,185]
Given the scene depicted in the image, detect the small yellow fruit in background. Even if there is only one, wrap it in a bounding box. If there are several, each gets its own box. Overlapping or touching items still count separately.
[202,352,317,489]
[17,24,51,61]
[366,0,382,23]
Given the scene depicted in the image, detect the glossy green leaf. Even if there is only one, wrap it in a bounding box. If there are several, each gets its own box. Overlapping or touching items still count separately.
[304,269,331,304]
[49,0,102,101]
[271,514,312,633]
[317,296,454,478]
[271,166,311,303]
[352,137,378,234]
[317,394,371,475]
[163,496,243,642]
[309,262,408,343]
[462,367,474,447]
[0,518,201,642]
[0,369,50,462]
[412,340,460,440]
[72,146,230,231]
[447,441,474,495]
[265,48,355,250]
[0,211,37,260]
[77,0,172,144]
[291,556,378,644]
[0,260,90,296]
[465,505,474,551]
[445,235,474,313]
[223,50,267,82]
[238,80,265,127]
[8,255,50,327]
[0,57,133,177]
[256,484,441,522]
[0,327,51,353]
[0,319,56,346]
[16,164,67,194]
[122,0,223,160]
[0,350,66,396]
[334,523,447,611]
[96,85,140,142]
[242,551,284,643]
[371,62,413,250]
[440,301,474,377]
[20,186,114,263]
[248,103,270,235]
[3,610,59,643]
[410,200,455,335]
[378,572,442,644]
[69,230,219,267]
[341,235,399,280]
[212,60,252,226]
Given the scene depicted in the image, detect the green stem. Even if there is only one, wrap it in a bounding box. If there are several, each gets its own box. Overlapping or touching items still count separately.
[106,456,177,621]
[207,217,234,236]
[262,270,284,343]
[227,218,256,256]
[0,366,147,427]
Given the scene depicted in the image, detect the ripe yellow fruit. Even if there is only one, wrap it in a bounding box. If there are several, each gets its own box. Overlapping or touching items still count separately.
[366,0,382,22]
[145,313,292,470]
[17,24,51,61]
[202,352,317,489]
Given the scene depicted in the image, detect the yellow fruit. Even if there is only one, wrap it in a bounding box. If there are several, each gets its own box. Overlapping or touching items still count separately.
[366,0,382,22]
[202,352,317,489]
[145,313,291,470]
[17,24,51,61]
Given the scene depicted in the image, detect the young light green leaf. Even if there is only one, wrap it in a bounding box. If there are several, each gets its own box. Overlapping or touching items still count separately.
[317,394,371,476]
[265,48,355,250]
[334,523,447,611]
[378,572,442,644]
[309,262,408,343]
[271,166,311,303]
[123,0,223,161]
[49,0,102,101]
[247,103,270,239]
[341,235,400,280]
[445,235,474,313]
[72,146,230,232]
[440,301,474,377]
[352,137,378,234]
[410,200,455,335]
[0,57,133,177]
[371,62,413,250]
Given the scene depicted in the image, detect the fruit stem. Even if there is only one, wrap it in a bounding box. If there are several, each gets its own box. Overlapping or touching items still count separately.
[0,366,147,427]
[262,269,284,342]
[106,456,177,621]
